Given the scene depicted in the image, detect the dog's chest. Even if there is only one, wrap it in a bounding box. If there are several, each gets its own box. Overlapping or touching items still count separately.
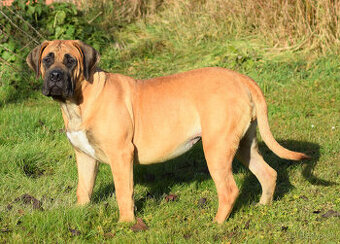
[60,103,98,159]
[66,130,96,158]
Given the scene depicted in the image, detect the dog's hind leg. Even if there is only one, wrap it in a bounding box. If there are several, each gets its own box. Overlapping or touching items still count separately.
[201,120,241,224]
[236,121,277,205]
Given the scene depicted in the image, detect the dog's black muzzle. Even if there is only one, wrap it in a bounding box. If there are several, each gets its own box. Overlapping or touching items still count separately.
[42,68,74,98]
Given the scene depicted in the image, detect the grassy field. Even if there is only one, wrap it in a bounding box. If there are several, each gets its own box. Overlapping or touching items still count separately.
[1,1,340,243]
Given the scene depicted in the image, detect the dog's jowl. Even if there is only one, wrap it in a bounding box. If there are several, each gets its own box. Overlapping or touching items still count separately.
[27,40,309,224]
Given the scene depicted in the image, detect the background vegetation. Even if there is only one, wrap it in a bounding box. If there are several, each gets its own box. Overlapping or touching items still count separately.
[0,0,339,242]
[1,0,339,103]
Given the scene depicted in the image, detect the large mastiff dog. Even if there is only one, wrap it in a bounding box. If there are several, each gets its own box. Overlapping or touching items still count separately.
[27,40,309,223]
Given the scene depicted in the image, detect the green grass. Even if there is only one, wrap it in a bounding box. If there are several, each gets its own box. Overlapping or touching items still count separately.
[1,29,340,243]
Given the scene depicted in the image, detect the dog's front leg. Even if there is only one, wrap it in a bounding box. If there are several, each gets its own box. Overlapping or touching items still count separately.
[109,144,135,223]
[75,150,99,205]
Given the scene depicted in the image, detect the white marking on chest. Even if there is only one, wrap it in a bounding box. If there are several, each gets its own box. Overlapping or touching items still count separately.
[66,131,96,158]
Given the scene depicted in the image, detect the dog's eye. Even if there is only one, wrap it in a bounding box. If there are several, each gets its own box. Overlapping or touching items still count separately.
[66,58,76,67]
[43,57,51,64]
[64,54,76,69]
[43,53,54,67]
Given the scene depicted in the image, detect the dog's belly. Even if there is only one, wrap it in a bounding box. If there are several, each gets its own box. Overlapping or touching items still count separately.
[136,124,202,165]
[136,135,201,164]
[166,135,201,160]
[66,131,97,159]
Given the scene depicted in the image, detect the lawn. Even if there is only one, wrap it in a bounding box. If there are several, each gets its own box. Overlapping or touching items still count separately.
[0,1,339,242]
[0,42,339,242]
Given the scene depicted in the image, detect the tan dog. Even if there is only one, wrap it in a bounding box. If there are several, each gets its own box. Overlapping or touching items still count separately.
[27,40,309,224]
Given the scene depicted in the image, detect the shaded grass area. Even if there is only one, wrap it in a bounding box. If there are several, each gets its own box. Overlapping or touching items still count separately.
[0,45,339,242]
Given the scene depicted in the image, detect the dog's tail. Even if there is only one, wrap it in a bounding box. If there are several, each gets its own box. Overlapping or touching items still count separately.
[244,77,310,161]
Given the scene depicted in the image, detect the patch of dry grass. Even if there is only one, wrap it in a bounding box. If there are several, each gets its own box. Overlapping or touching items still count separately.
[86,0,339,54]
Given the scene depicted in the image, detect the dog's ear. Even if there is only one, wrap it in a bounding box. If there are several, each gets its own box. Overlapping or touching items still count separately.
[73,40,100,81]
[26,41,49,79]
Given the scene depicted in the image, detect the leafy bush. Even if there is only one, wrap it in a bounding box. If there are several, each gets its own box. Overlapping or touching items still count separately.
[1,0,338,105]
[0,0,111,104]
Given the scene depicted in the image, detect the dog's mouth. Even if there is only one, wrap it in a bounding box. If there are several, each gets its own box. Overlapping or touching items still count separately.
[42,75,74,98]
[49,86,62,95]
[51,95,66,102]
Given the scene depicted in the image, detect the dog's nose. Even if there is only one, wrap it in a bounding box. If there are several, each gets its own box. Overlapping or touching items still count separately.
[49,70,63,82]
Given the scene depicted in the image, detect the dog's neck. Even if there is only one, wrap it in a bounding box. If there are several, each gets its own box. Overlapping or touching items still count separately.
[60,101,82,131]
[59,69,106,132]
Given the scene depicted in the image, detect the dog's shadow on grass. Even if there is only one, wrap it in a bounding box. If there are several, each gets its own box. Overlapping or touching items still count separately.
[233,140,335,213]
[93,139,332,214]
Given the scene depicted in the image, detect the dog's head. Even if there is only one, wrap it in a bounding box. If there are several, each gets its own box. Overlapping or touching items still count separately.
[26,40,100,99]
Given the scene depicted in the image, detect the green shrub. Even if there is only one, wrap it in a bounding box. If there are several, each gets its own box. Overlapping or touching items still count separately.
[0,0,111,104]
